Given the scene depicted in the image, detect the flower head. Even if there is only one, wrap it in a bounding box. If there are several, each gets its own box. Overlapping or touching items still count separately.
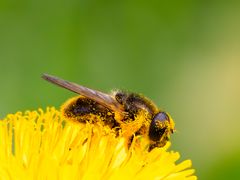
[0,107,196,180]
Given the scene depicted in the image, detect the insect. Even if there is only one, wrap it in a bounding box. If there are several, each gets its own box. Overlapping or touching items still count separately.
[42,74,175,150]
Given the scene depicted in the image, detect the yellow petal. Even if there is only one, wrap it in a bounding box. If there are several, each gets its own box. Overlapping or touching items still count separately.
[0,107,196,180]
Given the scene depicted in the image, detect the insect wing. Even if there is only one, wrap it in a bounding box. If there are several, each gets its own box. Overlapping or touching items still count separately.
[42,74,124,114]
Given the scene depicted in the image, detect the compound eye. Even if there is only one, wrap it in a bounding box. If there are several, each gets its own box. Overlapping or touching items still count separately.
[149,112,169,141]
[154,112,169,122]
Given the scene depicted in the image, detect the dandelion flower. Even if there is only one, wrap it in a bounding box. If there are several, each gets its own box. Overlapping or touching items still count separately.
[0,107,197,180]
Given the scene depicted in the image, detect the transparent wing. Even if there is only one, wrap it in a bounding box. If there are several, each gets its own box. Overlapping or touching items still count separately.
[42,74,125,114]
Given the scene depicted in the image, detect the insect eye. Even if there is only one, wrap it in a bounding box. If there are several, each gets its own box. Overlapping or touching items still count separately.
[154,112,169,122]
[149,112,169,141]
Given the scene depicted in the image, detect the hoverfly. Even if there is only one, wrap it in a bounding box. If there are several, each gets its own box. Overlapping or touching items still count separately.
[42,74,175,150]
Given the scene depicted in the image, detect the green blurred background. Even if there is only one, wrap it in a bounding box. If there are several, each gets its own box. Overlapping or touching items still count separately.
[1,1,240,179]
